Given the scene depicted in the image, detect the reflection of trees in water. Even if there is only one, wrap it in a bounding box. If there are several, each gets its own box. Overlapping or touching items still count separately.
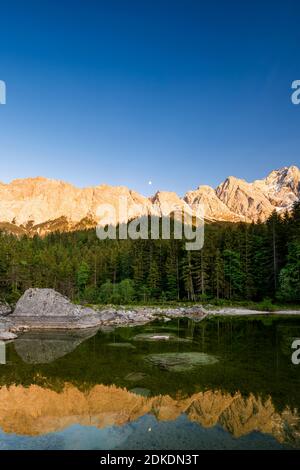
[277,325,300,357]
[0,317,299,414]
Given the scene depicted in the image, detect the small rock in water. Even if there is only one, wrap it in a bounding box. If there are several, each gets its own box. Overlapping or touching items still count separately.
[129,387,151,397]
[108,342,136,349]
[133,333,191,343]
[151,335,170,341]
[0,331,17,340]
[145,352,219,372]
[125,372,147,381]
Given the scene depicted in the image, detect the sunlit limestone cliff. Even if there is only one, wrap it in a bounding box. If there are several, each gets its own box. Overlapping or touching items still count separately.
[0,166,298,235]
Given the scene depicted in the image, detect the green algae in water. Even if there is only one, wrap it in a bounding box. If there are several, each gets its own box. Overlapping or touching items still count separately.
[145,352,219,372]
[129,387,151,397]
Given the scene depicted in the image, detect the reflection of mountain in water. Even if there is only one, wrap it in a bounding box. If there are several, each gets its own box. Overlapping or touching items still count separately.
[0,383,298,447]
[14,329,100,364]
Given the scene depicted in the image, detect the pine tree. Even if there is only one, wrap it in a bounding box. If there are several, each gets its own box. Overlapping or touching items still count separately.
[182,251,195,301]
[76,261,90,296]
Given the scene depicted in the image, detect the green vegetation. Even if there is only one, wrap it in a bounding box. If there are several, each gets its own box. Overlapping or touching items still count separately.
[0,202,299,306]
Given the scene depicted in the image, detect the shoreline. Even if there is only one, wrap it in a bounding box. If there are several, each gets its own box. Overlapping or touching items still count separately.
[6,305,300,336]
[203,307,300,316]
[1,287,300,340]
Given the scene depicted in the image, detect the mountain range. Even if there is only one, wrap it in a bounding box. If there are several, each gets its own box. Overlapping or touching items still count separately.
[0,165,299,236]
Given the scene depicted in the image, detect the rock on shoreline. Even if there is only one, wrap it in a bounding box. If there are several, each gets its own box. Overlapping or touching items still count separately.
[0,301,12,316]
[0,314,16,340]
[5,288,208,335]
[10,288,103,330]
[5,287,300,339]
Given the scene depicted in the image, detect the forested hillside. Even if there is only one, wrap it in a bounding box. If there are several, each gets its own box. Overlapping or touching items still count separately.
[0,203,299,305]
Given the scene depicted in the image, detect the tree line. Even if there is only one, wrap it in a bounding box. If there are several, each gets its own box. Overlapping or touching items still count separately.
[0,202,299,305]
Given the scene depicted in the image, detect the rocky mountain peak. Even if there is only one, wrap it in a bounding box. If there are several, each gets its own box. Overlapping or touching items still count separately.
[254,165,300,209]
[215,175,273,222]
[0,165,299,235]
[184,185,240,222]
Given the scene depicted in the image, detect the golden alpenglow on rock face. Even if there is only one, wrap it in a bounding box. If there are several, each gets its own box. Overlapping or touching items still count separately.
[0,166,298,235]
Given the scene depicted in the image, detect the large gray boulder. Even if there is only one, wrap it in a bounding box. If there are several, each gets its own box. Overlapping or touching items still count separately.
[11,288,102,329]
[13,288,95,318]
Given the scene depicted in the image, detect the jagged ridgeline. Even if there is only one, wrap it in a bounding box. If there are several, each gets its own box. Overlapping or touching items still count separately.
[0,202,299,304]
[0,166,299,236]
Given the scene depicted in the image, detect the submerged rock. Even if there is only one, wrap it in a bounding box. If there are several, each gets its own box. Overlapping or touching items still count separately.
[125,372,147,381]
[150,335,170,340]
[133,333,191,343]
[145,352,219,372]
[108,342,136,349]
[129,387,151,397]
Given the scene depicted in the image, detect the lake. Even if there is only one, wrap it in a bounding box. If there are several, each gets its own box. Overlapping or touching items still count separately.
[0,315,299,450]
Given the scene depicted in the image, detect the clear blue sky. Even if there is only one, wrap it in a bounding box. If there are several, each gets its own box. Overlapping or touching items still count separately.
[0,0,299,195]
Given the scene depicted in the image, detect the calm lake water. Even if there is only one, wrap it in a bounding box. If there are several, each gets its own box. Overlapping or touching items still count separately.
[0,315,299,450]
